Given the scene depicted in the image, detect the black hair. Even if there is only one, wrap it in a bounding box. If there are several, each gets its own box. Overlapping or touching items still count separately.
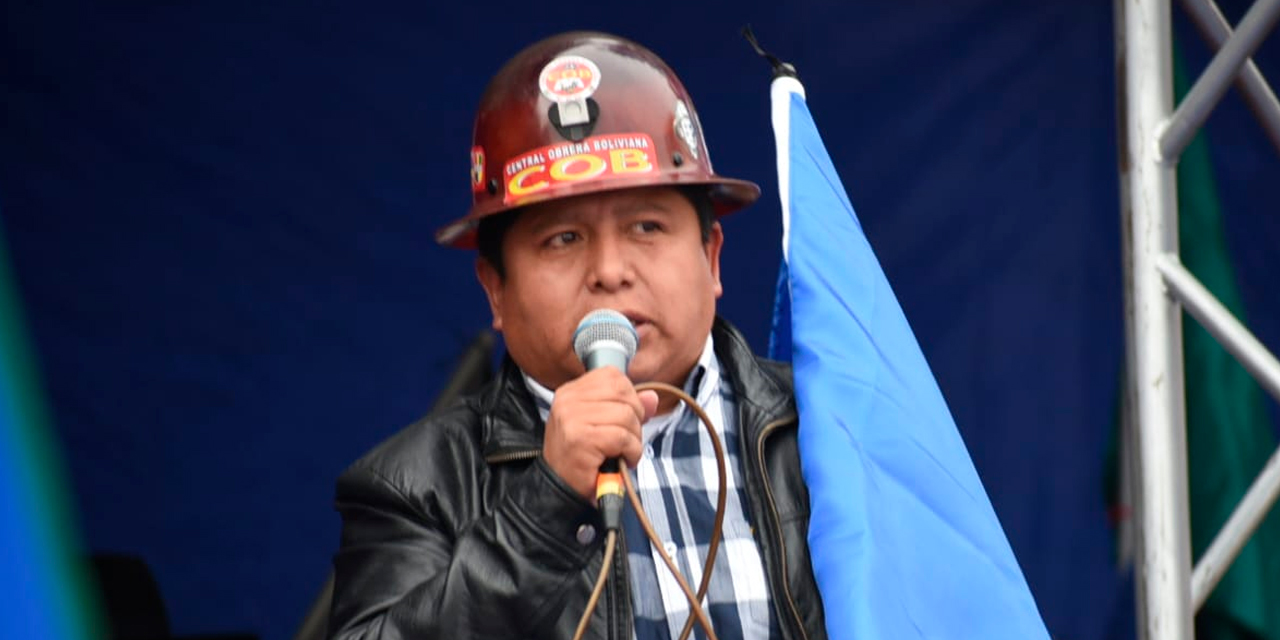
[476,186,716,279]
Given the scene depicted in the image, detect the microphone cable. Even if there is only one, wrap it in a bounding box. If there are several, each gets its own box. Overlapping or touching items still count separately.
[572,381,728,640]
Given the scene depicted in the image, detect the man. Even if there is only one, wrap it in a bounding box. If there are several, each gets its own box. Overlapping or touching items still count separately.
[328,31,827,640]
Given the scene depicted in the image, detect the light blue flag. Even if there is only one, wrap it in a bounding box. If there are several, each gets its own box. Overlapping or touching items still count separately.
[768,72,1050,639]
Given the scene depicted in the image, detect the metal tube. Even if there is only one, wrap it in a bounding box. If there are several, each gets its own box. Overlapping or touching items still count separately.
[1160,0,1280,160]
[1155,255,1280,610]
[1118,0,1194,638]
[1180,0,1280,154]
[1156,256,1280,404]
[1113,0,1149,623]
[1190,443,1280,610]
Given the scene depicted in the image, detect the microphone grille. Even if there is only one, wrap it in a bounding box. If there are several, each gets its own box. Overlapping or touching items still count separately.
[573,309,638,364]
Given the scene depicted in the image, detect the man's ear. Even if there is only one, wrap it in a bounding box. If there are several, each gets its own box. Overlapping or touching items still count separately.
[475,257,505,331]
[705,221,724,299]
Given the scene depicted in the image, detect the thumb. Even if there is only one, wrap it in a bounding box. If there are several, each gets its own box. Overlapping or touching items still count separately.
[638,389,660,421]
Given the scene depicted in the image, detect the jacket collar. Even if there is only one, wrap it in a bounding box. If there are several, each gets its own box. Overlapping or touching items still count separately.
[477,317,796,459]
[710,317,797,441]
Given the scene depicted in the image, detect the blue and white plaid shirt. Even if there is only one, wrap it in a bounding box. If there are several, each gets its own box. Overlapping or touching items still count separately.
[525,335,780,640]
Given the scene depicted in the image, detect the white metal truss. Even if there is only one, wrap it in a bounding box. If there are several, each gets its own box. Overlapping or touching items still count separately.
[1116,0,1280,637]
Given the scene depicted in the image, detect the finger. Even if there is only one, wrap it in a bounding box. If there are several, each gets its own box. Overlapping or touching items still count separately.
[576,368,641,401]
[558,390,646,430]
[604,425,644,468]
[622,436,643,468]
[617,427,643,467]
[637,390,659,422]
[582,424,643,464]
[559,369,648,424]
[556,401,643,435]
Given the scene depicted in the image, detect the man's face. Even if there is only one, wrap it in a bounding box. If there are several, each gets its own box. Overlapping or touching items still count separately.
[476,186,724,390]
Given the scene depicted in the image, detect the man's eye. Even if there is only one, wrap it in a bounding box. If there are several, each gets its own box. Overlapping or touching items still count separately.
[546,231,579,247]
[634,221,662,233]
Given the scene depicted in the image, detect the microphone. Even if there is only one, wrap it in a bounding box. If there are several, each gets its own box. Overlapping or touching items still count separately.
[573,308,638,373]
[572,309,638,529]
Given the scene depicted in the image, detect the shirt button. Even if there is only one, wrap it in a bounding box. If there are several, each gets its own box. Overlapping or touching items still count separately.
[663,541,678,558]
[576,524,597,546]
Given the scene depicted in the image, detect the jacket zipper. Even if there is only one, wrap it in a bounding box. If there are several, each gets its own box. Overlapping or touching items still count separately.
[616,528,633,640]
[756,416,810,640]
[484,449,540,464]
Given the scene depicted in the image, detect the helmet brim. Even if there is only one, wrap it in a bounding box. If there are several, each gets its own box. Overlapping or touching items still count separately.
[435,174,760,249]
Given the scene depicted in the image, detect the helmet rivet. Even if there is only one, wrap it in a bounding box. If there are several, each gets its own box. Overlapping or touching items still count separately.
[672,152,684,167]
[486,179,499,196]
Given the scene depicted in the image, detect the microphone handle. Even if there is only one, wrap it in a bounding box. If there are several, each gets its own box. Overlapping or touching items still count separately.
[586,345,626,485]
[583,343,630,372]
[582,339,631,528]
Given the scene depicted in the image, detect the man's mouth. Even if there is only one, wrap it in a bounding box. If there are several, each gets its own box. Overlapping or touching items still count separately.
[619,310,651,329]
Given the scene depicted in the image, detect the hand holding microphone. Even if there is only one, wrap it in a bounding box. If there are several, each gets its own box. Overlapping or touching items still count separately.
[541,310,659,505]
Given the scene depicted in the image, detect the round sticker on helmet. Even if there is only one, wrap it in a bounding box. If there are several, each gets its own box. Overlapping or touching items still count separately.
[539,55,601,103]
[673,100,700,160]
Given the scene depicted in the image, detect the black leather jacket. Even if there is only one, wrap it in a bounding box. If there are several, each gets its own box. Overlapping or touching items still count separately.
[329,318,827,640]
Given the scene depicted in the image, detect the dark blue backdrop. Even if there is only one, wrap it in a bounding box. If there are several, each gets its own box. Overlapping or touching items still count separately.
[2,2,1277,639]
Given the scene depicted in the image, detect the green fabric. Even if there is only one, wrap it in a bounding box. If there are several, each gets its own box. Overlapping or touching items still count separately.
[0,221,103,638]
[1173,52,1280,640]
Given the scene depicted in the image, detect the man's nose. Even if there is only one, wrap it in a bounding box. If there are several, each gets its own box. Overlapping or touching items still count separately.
[586,234,633,292]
